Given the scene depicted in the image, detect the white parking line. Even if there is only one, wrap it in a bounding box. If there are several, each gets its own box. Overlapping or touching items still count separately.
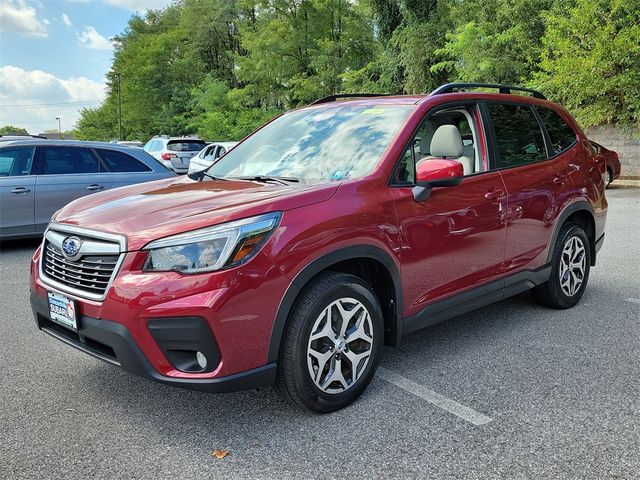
[376,366,493,426]
[623,298,640,305]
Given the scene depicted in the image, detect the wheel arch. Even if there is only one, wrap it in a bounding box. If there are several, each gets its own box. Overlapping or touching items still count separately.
[267,245,403,364]
[547,201,597,266]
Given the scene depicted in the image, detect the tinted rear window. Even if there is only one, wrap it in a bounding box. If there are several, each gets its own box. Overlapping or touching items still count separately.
[537,107,577,155]
[97,149,151,172]
[167,140,205,152]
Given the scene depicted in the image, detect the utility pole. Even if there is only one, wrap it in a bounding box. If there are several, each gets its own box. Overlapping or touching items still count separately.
[55,117,61,137]
[116,72,123,141]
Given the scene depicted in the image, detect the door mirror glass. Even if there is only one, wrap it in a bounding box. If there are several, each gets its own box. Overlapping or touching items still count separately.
[416,159,464,185]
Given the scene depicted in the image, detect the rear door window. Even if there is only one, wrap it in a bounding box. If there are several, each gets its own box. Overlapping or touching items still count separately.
[40,146,101,174]
[487,103,547,169]
[97,149,151,172]
[167,140,206,152]
[0,147,35,176]
[536,107,577,155]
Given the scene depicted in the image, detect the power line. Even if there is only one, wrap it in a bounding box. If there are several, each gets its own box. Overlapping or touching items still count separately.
[0,100,103,109]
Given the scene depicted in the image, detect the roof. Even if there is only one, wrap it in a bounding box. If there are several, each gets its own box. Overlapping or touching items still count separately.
[0,139,149,151]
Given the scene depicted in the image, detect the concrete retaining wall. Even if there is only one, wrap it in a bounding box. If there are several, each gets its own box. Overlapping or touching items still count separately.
[584,124,640,178]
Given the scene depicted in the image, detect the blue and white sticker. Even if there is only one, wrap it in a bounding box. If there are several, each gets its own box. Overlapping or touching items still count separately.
[47,291,77,331]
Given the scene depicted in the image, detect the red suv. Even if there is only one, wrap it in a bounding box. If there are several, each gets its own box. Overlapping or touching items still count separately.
[30,83,607,412]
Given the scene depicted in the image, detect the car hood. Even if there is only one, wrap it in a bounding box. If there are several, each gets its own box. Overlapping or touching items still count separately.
[55,176,340,250]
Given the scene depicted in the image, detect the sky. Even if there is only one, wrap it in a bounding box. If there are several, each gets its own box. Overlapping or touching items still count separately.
[0,0,173,134]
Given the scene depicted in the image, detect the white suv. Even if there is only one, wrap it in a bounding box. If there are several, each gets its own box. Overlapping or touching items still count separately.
[143,136,206,174]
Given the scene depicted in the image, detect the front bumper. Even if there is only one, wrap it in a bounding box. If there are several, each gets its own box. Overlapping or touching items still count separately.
[30,292,276,393]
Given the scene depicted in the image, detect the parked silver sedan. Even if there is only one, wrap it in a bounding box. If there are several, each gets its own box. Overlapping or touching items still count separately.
[0,140,176,239]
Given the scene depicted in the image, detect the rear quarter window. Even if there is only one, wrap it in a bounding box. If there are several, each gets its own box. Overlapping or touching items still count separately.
[97,149,151,172]
[536,106,577,155]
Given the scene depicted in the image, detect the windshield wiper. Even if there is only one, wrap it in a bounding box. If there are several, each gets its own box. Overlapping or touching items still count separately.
[188,170,227,182]
[234,175,300,185]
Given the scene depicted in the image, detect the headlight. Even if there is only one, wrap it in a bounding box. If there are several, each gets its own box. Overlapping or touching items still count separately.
[142,212,281,273]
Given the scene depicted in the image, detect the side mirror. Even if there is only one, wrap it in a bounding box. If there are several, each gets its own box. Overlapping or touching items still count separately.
[412,159,464,201]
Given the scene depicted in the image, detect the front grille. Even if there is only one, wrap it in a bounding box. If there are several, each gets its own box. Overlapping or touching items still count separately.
[43,242,118,296]
[40,227,124,300]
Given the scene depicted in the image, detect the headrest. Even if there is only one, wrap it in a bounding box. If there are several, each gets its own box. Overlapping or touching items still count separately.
[419,123,436,155]
[430,125,464,158]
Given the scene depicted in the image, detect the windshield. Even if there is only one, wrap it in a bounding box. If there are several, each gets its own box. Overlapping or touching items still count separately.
[207,105,412,182]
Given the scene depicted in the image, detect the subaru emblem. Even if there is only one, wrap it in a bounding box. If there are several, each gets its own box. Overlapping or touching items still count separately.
[61,236,82,259]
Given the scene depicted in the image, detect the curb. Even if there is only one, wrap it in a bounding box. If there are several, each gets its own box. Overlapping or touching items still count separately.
[609,179,640,189]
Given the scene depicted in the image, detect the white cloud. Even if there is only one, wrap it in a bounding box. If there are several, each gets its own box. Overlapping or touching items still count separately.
[61,12,72,28]
[77,26,112,50]
[0,0,48,37]
[105,0,173,12]
[0,66,106,134]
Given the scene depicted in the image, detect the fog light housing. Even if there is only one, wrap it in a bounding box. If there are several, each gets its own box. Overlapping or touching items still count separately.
[147,317,221,373]
[196,351,207,370]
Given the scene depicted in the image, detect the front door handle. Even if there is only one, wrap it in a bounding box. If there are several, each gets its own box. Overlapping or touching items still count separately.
[11,187,31,194]
[484,189,504,202]
[86,184,105,191]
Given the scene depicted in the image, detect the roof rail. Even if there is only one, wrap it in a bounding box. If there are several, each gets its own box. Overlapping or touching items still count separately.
[311,93,389,105]
[431,83,546,100]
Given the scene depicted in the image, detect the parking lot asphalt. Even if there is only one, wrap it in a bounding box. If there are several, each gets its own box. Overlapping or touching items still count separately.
[1,189,639,479]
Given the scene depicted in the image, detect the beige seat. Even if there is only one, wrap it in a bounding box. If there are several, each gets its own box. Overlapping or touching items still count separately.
[424,125,474,175]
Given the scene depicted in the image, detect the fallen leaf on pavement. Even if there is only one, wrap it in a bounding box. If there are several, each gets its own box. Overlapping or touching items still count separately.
[211,450,230,459]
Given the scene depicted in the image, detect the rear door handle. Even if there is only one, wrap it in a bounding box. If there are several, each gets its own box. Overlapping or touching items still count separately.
[484,189,504,201]
[86,184,105,191]
[11,187,31,194]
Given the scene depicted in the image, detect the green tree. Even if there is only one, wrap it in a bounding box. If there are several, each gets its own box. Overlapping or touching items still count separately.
[532,0,640,128]
[432,0,552,84]
[0,125,29,135]
[74,95,121,141]
[74,0,640,140]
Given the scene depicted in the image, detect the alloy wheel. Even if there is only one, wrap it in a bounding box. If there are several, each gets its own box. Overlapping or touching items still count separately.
[559,236,586,297]
[306,297,374,394]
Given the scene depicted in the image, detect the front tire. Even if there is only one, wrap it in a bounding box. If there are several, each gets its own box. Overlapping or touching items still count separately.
[532,223,591,309]
[275,272,384,413]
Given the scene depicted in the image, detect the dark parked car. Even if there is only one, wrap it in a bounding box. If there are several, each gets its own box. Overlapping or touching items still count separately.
[590,141,621,187]
[1,140,175,239]
[30,83,607,413]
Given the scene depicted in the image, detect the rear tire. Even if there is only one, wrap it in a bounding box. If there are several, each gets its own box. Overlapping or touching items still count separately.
[532,223,591,309]
[275,272,384,413]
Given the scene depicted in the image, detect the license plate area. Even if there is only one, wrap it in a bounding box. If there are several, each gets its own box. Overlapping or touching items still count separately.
[47,291,77,331]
